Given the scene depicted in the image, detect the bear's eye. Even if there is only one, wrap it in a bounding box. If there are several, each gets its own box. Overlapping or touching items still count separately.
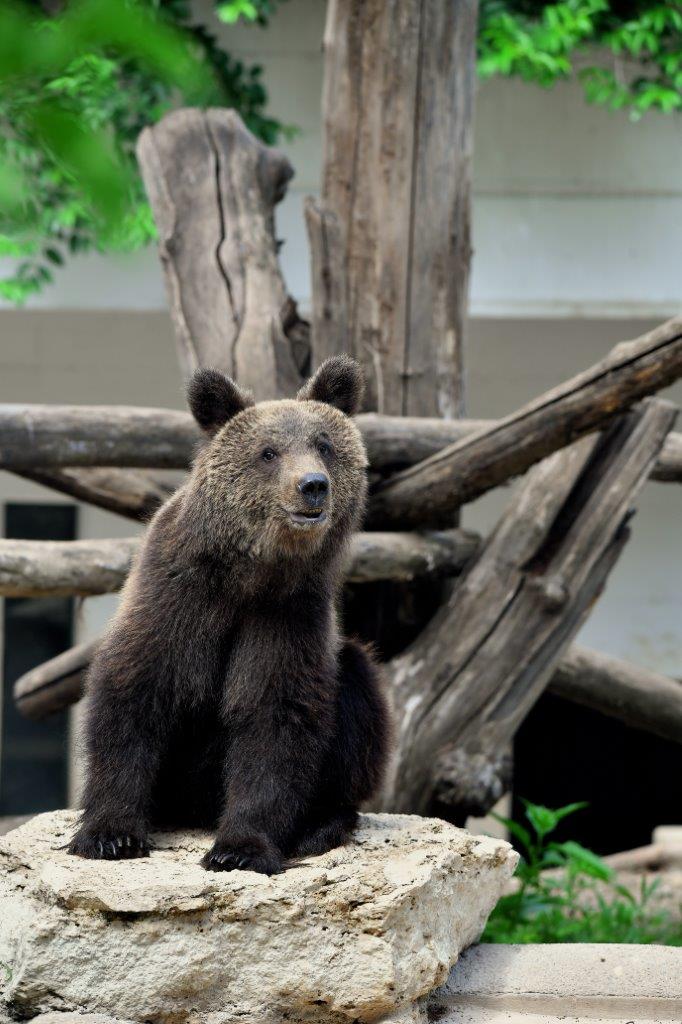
[261,447,278,463]
[317,440,333,458]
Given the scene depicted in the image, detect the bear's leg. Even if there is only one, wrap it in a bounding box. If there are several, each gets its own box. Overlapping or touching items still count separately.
[68,666,168,860]
[293,638,391,858]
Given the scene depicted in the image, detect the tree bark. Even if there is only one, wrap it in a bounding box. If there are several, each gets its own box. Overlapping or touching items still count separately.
[0,405,198,469]
[368,317,682,528]
[314,0,477,416]
[14,468,177,521]
[0,528,478,598]
[0,538,139,597]
[361,413,682,482]
[14,640,98,720]
[137,108,308,397]
[379,398,677,817]
[2,403,678,485]
[549,644,682,746]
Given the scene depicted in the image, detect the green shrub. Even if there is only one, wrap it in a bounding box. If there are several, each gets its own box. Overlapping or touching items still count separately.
[482,800,682,944]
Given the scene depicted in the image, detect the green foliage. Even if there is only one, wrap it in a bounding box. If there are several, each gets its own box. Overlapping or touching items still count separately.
[483,800,682,944]
[479,1,682,116]
[0,0,289,303]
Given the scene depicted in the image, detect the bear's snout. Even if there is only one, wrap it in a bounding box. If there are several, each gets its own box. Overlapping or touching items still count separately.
[297,472,329,508]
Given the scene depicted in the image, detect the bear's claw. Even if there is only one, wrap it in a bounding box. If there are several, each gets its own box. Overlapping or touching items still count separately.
[201,838,282,875]
[68,829,150,860]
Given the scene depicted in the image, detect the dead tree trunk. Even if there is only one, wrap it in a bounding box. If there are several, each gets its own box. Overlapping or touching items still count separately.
[369,317,682,527]
[308,0,478,416]
[380,398,677,818]
[137,109,309,397]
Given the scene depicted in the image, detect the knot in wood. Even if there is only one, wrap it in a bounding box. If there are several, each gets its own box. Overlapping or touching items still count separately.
[530,574,570,611]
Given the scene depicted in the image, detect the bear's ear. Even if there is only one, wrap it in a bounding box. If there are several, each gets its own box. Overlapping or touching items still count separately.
[187,368,254,435]
[297,355,364,416]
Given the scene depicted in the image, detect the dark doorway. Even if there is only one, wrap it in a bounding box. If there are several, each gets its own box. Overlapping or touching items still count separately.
[0,503,75,815]
[513,691,682,855]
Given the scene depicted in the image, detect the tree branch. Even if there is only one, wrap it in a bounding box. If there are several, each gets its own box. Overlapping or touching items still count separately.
[379,399,678,816]
[368,317,682,528]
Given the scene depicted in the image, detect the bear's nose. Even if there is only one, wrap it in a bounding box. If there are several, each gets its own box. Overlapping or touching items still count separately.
[298,472,329,507]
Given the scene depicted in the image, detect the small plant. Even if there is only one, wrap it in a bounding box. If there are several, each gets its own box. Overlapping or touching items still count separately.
[482,799,682,945]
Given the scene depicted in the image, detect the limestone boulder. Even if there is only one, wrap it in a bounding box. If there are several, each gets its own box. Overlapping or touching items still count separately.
[0,810,516,1023]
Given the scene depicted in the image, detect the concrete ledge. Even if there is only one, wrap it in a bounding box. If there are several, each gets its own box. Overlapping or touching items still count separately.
[428,943,682,1022]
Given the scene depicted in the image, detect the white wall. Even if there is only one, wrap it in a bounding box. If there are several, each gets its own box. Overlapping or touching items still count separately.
[2,0,680,317]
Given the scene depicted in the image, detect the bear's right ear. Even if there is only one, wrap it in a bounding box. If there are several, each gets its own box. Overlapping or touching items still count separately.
[187,368,254,436]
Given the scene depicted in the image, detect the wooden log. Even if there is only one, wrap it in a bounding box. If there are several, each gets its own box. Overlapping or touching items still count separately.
[14,640,97,719]
[0,401,679,484]
[379,398,678,816]
[137,108,308,397]
[368,317,682,528]
[304,197,347,370]
[360,412,682,483]
[0,538,139,597]
[549,644,682,745]
[316,0,478,415]
[0,528,478,599]
[14,468,177,521]
[0,405,199,469]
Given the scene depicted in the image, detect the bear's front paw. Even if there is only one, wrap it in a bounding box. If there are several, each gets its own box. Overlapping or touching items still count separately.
[68,828,150,860]
[201,835,283,875]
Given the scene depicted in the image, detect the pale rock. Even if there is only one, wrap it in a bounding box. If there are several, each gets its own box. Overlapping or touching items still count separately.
[0,810,516,1024]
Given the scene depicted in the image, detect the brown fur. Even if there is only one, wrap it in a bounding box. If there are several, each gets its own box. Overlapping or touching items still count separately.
[69,357,391,873]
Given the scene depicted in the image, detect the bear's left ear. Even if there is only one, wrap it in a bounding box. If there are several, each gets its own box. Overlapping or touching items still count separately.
[187,368,254,436]
[297,355,364,416]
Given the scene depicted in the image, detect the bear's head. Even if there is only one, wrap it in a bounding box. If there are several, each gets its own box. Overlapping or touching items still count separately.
[186,356,368,564]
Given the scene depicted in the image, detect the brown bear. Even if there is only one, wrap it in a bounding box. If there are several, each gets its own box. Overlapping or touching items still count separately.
[68,355,390,874]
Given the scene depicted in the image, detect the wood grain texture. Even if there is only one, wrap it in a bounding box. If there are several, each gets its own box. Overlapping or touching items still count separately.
[1,403,678,482]
[549,644,682,745]
[368,317,682,528]
[0,529,477,599]
[379,398,678,815]
[0,538,139,597]
[0,404,199,469]
[15,468,177,521]
[14,640,97,720]
[137,108,308,397]
[319,0,478,416]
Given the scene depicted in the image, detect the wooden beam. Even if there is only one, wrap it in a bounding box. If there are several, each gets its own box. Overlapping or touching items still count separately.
[360,413,682,484]
[549,644,682,745]
[0,538,139,597]
[0,528,478,599]
[137,108,308,397]
[378,399,678,816]
[316,0,477,415]
[14,468,177,521]
[0,405,198,469]
[14,640,97,719]
[0,401,679,484]
[368,317,682,528]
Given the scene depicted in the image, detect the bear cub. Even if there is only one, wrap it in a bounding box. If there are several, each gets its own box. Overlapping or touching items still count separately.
[69,355,390,874]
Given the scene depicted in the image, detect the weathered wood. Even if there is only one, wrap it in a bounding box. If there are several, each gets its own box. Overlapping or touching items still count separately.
[15,468,176,521]
[0,401,679,484]
[317,0,478,416]
[14,640,97,719]
[361,413,682,483]
[137,108,308,397]
[379,398,678,816]
[0,529,477,599]
[345,529,479,583]
[304,197,347,369]
[368,317,682,528]
[0,405,199,469]
[549,644,682,745]
[0,538,139,597]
